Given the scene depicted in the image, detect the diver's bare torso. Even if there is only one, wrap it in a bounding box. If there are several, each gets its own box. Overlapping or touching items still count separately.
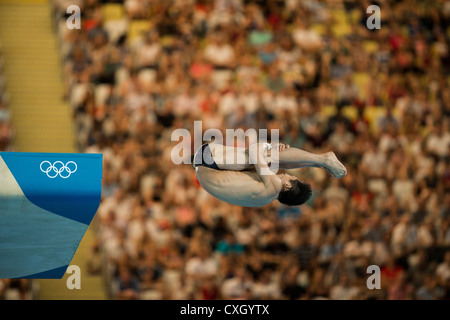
[195,166,279,207]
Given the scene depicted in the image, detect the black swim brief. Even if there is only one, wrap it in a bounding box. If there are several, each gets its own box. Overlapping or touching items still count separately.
[193,144,220,170]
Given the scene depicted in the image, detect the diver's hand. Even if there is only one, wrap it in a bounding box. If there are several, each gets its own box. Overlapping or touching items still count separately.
[270,142,290,152]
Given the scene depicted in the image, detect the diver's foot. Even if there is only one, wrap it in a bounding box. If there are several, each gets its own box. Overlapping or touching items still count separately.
[323,152,347,178]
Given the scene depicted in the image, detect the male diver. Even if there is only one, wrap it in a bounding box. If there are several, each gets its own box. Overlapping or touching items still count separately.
[193,142,347,207]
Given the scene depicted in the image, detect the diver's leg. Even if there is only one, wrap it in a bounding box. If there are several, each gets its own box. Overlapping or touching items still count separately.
[208,142,347,178]
[209,143,252,171]
[273,147,347,178]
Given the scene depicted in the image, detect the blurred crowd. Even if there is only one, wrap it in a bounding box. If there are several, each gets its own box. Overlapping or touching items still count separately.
[0,41,13,152]
[51,0,450,299]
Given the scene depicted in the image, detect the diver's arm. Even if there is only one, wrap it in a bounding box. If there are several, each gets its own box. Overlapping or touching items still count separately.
[248,143,282,194]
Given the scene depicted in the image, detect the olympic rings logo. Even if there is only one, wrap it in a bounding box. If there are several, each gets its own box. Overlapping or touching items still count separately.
[40,161,78,179]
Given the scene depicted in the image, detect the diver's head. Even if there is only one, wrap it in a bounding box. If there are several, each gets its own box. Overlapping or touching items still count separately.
[277,173,312,206]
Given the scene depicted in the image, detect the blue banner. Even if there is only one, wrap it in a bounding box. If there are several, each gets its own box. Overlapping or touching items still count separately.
[0,152,102,279]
